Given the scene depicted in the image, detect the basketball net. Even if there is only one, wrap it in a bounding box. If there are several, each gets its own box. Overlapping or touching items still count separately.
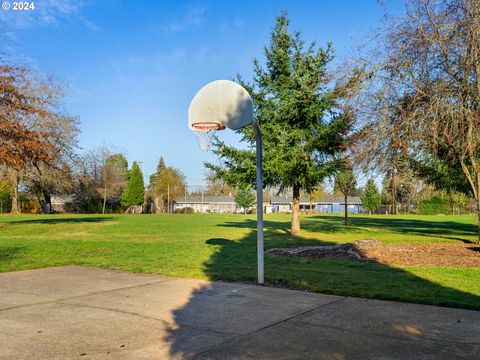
[191,122,225,151]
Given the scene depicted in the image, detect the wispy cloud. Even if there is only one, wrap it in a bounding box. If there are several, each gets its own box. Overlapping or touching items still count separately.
[161,3,206,33]
[109,47,189,84]
[38,0,86,24]
[79,15,100,32]
[0,0,99,33]
[108,46,228,88]
[219,15,245,33]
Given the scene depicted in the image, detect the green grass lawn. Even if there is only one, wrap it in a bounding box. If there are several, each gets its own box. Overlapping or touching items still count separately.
[0,213,479,310]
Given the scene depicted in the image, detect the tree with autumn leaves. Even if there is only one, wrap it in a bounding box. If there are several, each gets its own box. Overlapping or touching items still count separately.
[0,62,79,213]
[149,157,186,213]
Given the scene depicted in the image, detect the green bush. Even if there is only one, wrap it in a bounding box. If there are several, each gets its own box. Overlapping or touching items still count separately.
[419,196,450,215]
[72,198,103,214]
[0,185,11,213]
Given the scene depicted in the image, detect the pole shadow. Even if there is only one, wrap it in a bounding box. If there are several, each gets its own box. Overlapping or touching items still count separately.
[5,216,114,225]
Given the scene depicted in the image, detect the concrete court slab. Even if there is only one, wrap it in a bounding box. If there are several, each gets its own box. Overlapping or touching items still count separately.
[61,277,338,335]
[0,266,479,360]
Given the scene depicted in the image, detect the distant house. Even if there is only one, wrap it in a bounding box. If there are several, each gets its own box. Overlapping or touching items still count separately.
[270,195,363,214]
[173,194,363,214]
[270,196,293,213]
[174,196,238,213]
[270,196,322,212]
[316,196,363,214]
[51,195,75,213]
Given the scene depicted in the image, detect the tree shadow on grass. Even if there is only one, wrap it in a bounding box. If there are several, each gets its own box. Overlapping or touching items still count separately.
[305,215,477,243]
[5,216,114,225]
[205,238,238,246]
[220,215,478,243]
[163,216,480,358]
[0,246,23,262]
[220,218,291,234]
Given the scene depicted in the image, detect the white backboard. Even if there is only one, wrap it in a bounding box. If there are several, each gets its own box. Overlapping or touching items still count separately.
[188,80,254,131]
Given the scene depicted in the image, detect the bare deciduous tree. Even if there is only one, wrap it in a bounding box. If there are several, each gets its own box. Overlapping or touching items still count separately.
[204,171,235,197]
[22,76,80,213]
[349,0,480,243]
[81,147,128,214]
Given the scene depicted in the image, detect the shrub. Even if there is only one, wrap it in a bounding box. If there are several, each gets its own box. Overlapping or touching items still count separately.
[418,196,450,215]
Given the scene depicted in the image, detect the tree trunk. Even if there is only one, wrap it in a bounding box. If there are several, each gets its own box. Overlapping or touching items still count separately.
[477,177,480,245]
[42,191,52,214]
[102,182,107,215]
[10,170,20,214]
[391,170,396,215]
[476,198,480,245]
[344,194,348,226]
[167,184,170,214]
[291,185,301,235]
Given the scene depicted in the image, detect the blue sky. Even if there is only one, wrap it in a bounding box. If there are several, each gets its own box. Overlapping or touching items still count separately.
[1,0,402,188]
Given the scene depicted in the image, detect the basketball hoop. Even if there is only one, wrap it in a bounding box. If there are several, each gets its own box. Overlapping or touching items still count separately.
[191,122,225,151]
[188,80,254,151]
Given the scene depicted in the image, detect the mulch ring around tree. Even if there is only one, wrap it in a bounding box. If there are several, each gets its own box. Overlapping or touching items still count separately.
[267,240,480,267]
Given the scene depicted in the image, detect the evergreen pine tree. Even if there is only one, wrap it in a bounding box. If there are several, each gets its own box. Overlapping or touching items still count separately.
[121,161,145,207]
[234,187,256,213]
[206,13,351,235]
[361,179,380,215]
[334,166,357,225]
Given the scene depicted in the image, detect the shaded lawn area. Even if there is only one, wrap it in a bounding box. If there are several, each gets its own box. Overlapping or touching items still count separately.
[0,213,479,310]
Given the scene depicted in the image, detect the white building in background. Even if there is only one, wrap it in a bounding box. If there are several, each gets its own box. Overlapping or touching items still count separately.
[315,196,363,214]
[174,196,238,213]
[174,195,363,214]
[50,195,75,213]
[269,195,363,214]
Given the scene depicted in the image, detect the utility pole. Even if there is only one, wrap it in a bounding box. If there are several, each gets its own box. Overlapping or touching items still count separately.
[253,120,264,284]
[392,167,396,215]
[167,183,170,214]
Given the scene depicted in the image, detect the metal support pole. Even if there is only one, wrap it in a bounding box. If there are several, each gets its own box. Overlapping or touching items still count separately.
[253,120,264,284]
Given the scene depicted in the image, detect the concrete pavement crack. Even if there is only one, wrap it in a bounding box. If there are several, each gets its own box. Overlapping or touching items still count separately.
[54,300,234,337]
[0,278,174,312]
[187,297,346,359]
